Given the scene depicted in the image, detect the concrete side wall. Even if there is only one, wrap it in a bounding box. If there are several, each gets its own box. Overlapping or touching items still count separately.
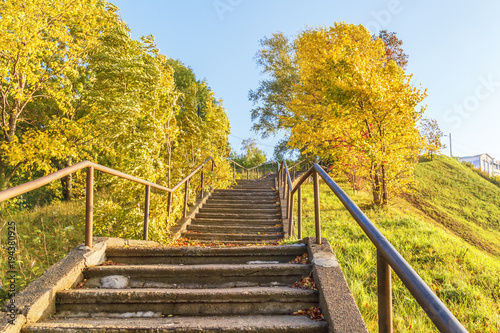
[305,237,368,333]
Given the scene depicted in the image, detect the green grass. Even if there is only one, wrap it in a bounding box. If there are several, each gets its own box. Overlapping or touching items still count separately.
[294,155,500,332]
[0,200,85,306]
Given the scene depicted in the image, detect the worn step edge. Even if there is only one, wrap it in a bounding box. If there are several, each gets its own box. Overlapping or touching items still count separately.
[105,244,306,257]
[187,225,282,233]
[85,263,311,276]
[203,203,278,207]
[57,287,319,303]
[190,218,280,224]
[195,213,281,219]
[22,315,328,333]
[182,233,283,241]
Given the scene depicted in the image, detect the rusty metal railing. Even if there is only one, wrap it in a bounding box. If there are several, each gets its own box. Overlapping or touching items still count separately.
[277,161,468,333]
[0,158,216,248]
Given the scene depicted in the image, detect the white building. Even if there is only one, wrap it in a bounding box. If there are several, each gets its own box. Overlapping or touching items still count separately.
[459,153,500,177]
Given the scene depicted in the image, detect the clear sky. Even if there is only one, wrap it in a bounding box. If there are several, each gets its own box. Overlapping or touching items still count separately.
[111,0,500,160]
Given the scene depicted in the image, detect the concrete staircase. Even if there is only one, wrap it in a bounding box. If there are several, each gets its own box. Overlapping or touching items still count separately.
[182,177,283,244]
[22,177,328,332]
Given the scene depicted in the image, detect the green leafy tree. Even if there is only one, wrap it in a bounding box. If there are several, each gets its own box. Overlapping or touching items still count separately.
[248,33,298,140]
[0,0,111,191]
[231,138,267,168]
[420,118,444,160]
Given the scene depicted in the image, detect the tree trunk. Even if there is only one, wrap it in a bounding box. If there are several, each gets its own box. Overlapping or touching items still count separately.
[0,160,7,192]
[59,158,73,201]
[381,163,388,207]
[372,166,382,206]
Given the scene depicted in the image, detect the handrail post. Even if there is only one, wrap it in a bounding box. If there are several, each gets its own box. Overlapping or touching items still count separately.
[313,170,321,245]
[288,188,294,236]
[282,166,287,199]
[377,250,393,333]
[143,185,150,240]
[201,170,204,198]
[233,162,235,180]
[280,162,284,186]
[247,169,249,180]
[167,192,172,218]
[183,179,189,218]
[85,166,94,248]
[211,160,215,190]
[297,186,302,239]
[263,163,266,175]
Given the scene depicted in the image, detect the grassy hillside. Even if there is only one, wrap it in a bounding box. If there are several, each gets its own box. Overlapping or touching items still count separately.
[295,155,500,332]
[410,155,500,256]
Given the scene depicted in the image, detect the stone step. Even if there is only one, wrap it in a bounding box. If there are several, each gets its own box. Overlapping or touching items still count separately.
[182,232,283,242]
[105,245,307,265]
[55,287,319,317]
[196,212,281,220]
[198,207,280,214]
[213,189,276,194]
[191,218,280,225]
[212,190,277,196]
[83,263,312,289]
[23,315,328,332]
[202,202,279,209]
[205,198,278,204]
[210,195,278,201]
[187,224,282,234]
[216,188,277,193]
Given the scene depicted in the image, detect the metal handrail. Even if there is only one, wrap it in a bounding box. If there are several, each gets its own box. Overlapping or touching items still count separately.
[0,158,216,248]
[277,162,468,333]
[229,160,275,180]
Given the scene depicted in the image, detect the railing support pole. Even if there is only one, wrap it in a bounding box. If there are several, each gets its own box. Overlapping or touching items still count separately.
[183,179,189,218]
[211,160,215,189]
[377,250,393,333]
[263,164,266,175]
[143,185,150,240]
[313,171,321,245]
[288,189,294,237]
[85,166,94,248]
[233,162,235,180]
[167,192,172,218]
[201,170,204,198]
[247,169,249,180]
[297,186,302,239]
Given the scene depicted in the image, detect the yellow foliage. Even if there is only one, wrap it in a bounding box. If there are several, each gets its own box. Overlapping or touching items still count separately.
[286,23,427,205]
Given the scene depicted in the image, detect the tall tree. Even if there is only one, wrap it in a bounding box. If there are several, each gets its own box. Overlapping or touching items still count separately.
[255,23,427,206]
[420,118,444,160]
[248,33,298,139]
[0,0,111,190]
[231,138,267,168]
[291,23,427,206]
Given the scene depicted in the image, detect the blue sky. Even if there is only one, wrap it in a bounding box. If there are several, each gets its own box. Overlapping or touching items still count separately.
[111,0,500,160]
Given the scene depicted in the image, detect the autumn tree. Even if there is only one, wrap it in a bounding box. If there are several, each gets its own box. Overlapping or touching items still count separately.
[0,0,112,191]
[377,30,408,69]
[251,23,427,206]
[167,59,231,179]
[420,118,444,160]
